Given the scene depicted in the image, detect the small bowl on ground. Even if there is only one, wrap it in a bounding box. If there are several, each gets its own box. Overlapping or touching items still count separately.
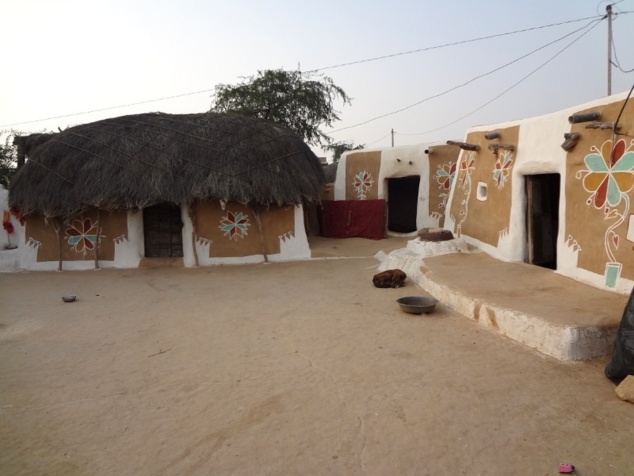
[397,296,438,314]
[62,295,77,303]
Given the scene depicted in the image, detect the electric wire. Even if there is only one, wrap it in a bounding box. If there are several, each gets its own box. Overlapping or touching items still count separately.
[327,17,601,135]
[1,15,612,129]
[613,81,634,134]
[611,35,634,73]
[365,132,392,147]
[398,17,603,138]
[304,15,603,73]
[14,13,604,184]
[0,88,214,128]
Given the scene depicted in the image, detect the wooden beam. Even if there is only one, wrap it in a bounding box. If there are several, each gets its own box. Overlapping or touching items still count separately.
[585,122,621,130]
[561,132,581,152]
[487,143,516,152]
[446,141,480,151]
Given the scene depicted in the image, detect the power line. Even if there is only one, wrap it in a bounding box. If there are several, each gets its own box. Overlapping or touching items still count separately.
[365,132,392,147]
[611,25,634,72]
[0,88,214,129]
[398,17,604,138]
[327,17,602,135]
[304,15,603,73]
[2,15,614,130]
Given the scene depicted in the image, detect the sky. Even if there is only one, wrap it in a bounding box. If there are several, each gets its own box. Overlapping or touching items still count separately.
[2,0,633,160]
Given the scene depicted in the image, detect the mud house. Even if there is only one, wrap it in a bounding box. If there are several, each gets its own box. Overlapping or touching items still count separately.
[320,143,460,239]
[444,90,634,293]
[9,112,325,270]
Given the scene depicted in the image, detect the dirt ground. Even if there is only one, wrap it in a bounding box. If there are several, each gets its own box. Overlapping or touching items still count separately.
[1,239,632,475]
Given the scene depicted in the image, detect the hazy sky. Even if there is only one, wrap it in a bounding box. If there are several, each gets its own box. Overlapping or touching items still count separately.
[2,0,633,158]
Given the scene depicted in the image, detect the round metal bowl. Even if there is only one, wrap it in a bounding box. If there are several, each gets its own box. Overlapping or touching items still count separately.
[396,296,438,314]
[62,295,77,303]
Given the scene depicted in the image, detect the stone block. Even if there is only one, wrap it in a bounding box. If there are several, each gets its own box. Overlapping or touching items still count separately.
[615,375,634,403]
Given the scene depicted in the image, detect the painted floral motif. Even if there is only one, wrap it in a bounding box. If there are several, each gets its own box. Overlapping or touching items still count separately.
[219,211,250,241]
[492,150,514,189]
[65,218,100,255]
[580,139,634,209]
[352,171,374,199]
[576,138,634,287]
[457,154,476,188]
[435,161,457,191]
[455,151,477,237]
[435,161,457,210]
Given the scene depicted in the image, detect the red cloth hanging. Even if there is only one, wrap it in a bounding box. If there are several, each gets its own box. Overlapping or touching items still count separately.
[10,208,25,226]
[320,200,386,240]
[2,211,14,234]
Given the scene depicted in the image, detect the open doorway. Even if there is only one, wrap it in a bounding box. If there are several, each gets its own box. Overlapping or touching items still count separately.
[143,203,184,258]
[525,174,560,269]
[387,176,420,233]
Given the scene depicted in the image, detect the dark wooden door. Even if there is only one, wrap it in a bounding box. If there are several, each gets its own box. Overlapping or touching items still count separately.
[387,176,420,233]
[143,203,184,258]
[526,174,560,269]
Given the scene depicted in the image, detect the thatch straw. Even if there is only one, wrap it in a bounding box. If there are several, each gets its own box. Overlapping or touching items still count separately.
[10,112,325,218]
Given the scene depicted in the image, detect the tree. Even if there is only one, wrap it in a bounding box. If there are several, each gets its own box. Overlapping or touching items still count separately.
[0,132,18,188]
[324,140,365,163]
[211,69,351,147]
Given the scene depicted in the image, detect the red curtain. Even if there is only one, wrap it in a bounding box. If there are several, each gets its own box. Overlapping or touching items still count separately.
[320,200,386,240]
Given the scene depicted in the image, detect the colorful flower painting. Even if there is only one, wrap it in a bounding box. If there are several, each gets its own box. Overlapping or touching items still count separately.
[219,211,250,241]
[435,161,456,191]
[580,139,634,209]
[435,161,457,210]
[458,153,476,188]
[492,150,514,189]
[576,138,634,287]
[455,151,477,236]
[65,218,100,255]
[352,171,374,199]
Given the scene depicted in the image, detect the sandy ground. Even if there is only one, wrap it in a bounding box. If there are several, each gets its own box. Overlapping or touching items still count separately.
[1,239,633,475]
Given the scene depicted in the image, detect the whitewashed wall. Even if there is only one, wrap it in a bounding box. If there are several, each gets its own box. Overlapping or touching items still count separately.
[334,143,440,234]
[444,91,633,293]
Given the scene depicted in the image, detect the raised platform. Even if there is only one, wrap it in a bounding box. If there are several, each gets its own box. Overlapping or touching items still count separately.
[377,239,627,361]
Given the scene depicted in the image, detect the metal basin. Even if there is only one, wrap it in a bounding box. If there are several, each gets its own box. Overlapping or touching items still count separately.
[396,296,438,314]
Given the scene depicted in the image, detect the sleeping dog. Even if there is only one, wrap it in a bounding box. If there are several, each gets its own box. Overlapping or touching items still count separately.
[373,269,407,288]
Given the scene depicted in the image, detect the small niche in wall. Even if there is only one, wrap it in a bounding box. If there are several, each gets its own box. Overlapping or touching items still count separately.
[477,182,488,201]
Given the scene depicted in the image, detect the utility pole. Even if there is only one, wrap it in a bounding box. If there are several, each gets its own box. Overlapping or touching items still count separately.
[605,5,612,96]
[391,128,395,147]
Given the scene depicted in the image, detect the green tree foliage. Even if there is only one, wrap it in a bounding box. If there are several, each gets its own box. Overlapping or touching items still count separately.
[324,141,365,163]
[211,69,351,147]
[0,133,18,188]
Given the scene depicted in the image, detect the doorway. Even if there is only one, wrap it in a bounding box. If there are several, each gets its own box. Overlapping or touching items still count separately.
[143,203,184,258]
[387,176,420,233]
[525,174,560,269]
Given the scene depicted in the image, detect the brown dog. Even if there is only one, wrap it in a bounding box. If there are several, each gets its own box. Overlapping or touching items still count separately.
[373,269,407,288]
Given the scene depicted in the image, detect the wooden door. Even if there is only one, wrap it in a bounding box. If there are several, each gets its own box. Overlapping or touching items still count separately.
[143,203,184,258]
[526,174,560,269]
[387,176,420,233]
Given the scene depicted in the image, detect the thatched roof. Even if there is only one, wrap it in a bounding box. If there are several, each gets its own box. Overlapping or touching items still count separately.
[10,112,325,218]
